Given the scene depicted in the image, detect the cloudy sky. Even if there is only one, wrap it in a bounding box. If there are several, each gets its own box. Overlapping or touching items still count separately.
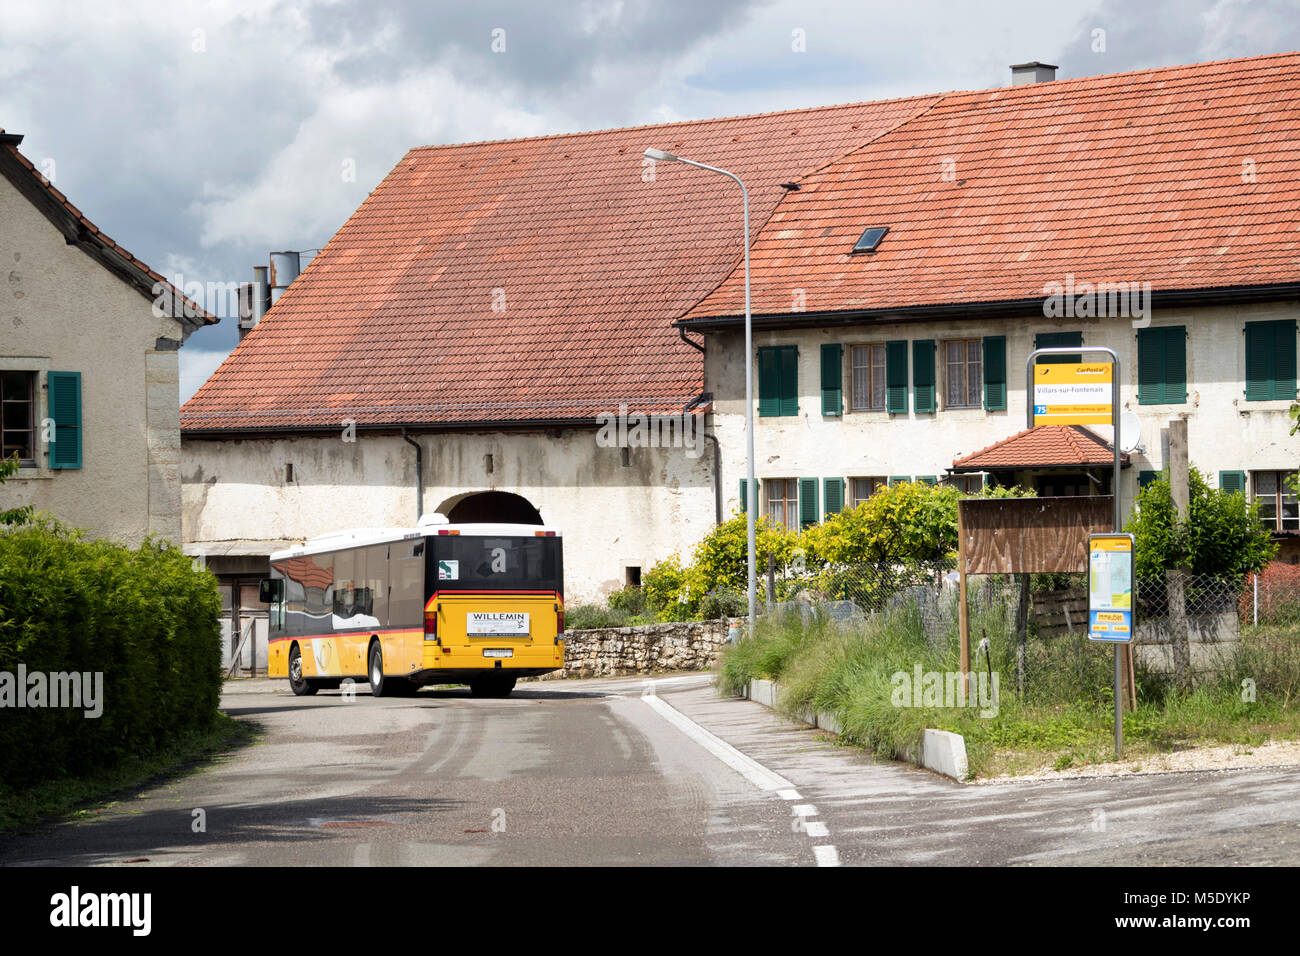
[3,0,1298,400]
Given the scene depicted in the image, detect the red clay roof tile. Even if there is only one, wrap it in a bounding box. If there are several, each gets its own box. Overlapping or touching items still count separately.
[180,97,938,430]
[952,425,1128,469]
[688,52,1300,321]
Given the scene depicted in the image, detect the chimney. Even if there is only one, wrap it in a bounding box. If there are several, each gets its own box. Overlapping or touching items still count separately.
[269,251,301,305]
[1011,61,1058,85]
[237,265,272,340]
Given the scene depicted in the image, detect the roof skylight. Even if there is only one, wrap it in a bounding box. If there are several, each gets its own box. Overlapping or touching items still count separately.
[852,226,889,254]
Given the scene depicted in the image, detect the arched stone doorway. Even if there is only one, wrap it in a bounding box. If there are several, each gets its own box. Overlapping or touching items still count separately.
[436,491,544,525]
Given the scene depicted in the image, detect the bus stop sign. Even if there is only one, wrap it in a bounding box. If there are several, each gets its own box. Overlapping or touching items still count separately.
[1088,533,1134,643]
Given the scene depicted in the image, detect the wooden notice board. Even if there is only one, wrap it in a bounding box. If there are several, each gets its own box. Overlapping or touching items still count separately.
[958,496,1114,575]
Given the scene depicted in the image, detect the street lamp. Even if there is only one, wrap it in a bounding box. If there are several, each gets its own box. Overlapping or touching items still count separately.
[644,147,757,632]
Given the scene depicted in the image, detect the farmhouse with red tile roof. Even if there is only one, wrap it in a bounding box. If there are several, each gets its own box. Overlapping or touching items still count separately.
[182,53,1300,602]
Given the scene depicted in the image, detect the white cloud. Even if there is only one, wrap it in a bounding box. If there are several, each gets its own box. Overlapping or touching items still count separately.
[179,348,238,404]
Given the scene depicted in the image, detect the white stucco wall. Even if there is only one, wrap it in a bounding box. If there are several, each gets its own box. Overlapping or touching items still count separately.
[0,173,186,544]
[182,427,715,604]
[706,302,1300,521]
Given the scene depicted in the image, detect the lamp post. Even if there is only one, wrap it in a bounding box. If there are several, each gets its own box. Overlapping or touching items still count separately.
[644,147,757,631]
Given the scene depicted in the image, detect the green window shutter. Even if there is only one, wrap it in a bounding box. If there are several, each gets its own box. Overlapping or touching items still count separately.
[917,475,937,485]
[780,346,799,416]
[47,371,82,470]
[1035,331,1082,364]
[738,478,747,514]
[798,478,819,528]
[889,475,910,486]
[823,477,845,516]
[885,340,908,414]
[1138,327,1187,405]
[820,344,842,416]
[1137,328,1162,404]
[758,348,781,416]
[1280,321,1299,399]
[1220,470,1246,495]
[1164,327,1187,404]
[1138,470,1158,489]
[912,340,936,413]
[1245,321,1297,401]
[982,336,1006,411]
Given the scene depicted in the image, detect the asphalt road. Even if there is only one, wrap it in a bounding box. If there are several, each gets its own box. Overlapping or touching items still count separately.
[3,674,1300,866]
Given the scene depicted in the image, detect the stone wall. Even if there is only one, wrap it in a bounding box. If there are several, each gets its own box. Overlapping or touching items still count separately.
[1134,611,1240,673]
[542,619,732,679]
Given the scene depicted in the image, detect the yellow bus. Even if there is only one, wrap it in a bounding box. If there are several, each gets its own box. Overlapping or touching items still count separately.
[262,515,564,698]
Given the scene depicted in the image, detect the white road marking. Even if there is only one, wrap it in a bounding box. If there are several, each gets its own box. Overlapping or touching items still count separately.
[812,845,841,867]
[640,681,842,867]
[640,691,793,791]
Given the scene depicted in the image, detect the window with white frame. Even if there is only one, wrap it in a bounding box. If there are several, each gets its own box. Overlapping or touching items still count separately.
[766,478,799,531]
[945,339,982,408]
[850,476,886,507]
[1253,471,1299,531]
[850,344,887,411]
[1,371,37,465]
[946,474,984,494]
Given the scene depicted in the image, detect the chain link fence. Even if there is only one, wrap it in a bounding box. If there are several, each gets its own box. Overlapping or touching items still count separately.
[759,557,1300,704]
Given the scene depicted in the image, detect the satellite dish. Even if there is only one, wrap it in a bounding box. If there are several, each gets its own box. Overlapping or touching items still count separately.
[1119,411,1142,453]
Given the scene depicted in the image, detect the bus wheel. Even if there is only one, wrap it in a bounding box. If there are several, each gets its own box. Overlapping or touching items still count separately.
[470,676,516,699]
[368,642,389,697]
[289,645,317,697]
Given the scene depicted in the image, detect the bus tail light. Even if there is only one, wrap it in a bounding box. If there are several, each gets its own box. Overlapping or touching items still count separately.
[424,608,439,643]
[555,602,564,643]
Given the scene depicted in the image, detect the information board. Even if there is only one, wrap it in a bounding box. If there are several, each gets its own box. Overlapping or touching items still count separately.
[1087,534,1134,643]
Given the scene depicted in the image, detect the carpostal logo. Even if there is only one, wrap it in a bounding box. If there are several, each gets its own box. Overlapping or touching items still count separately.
[50,886,151,936]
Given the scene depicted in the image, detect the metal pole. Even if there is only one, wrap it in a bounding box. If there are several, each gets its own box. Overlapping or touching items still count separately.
[671,157,755,633]
[1027,345,1123,756]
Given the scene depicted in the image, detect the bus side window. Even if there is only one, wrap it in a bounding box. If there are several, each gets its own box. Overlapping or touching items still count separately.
[365,544,389,627]
[390,544,424,628]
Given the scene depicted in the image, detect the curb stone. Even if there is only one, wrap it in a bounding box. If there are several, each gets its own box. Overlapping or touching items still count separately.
[742,679,968,782]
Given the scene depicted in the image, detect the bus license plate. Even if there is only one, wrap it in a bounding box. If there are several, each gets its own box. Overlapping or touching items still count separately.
[467,612,529,637]
[483,648,514,659]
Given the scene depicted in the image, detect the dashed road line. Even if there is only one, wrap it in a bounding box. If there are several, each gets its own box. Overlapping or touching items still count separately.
[639,680,841,867]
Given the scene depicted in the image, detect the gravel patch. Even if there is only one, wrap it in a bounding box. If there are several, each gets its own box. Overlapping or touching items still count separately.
[977,738,1300,784]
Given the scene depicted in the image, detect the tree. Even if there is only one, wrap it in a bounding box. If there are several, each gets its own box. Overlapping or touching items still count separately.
[0,454,33,527]
[691,512,799,593]
[801,479,1034,566]
[1126,467,1276,579]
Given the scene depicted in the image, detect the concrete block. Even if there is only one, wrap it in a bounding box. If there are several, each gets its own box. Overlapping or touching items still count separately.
[747,678,777,708]
[816,710,843,735]
[919,729,969,781]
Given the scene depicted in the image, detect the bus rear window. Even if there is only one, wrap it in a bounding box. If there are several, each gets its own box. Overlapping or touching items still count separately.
[429,535,562,593]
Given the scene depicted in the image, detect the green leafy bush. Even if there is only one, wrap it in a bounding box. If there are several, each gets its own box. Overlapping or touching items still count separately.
[0,519,222,789]
[564,603,635,630]
[607,585,647,616]
[1126,467,1276,578]
[643,554,704,620]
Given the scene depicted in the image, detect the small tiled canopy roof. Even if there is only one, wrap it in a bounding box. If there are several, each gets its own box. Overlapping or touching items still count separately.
[952,426,1129,471]
[686,52,1300,323]
[180,95,937,432]
[0,130,215,334]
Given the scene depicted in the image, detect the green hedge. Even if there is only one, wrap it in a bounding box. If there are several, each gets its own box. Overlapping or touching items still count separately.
[0,520,222,789]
